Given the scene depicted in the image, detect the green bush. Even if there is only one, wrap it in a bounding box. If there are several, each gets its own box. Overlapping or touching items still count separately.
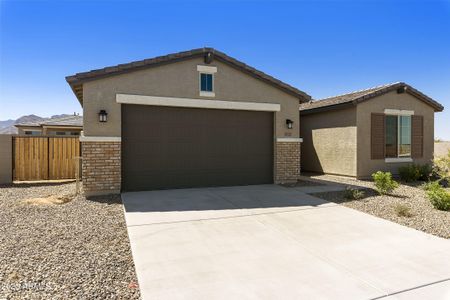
[398,164,431,182]
[372,171,399,195]
[426,185,450,211]
[394,203,412,217]
[418,164,432,181]
[343,187,365,200]
[421,180,441,191]
[398,164,421,182]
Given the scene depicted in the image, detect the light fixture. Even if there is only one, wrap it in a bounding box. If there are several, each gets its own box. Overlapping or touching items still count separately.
[286,119,294,129]
[397,86,407,94]
[99,110,108,122]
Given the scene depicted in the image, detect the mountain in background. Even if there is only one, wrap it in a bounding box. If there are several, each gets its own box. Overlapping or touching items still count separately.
[0,119,15,128]
[0,114,74,134]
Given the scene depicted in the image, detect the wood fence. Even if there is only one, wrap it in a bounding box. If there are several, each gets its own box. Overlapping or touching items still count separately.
[13,136,81,181]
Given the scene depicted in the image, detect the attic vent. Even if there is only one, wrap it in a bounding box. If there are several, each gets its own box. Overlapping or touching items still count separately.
[397,86,407,94]
[204,52,214,64]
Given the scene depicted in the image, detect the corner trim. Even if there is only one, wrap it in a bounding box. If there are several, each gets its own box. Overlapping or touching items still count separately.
[276,138,303,142]
[385,157,413,163]
[80,135,121,142]
[116,94,281,112]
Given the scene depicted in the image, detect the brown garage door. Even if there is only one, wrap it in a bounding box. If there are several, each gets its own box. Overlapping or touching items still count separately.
[121,104,273,191]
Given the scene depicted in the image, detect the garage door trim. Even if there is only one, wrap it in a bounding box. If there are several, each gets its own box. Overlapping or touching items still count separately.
[117,94,281,112]
[121,105,274,191]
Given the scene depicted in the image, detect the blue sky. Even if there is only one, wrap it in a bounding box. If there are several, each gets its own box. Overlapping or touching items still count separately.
[1,0,449,139]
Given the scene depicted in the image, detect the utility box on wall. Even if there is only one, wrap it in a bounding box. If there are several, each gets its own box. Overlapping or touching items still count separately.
[0,135,12,184]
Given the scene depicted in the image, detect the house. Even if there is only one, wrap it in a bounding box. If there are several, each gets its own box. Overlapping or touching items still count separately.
[66,48,310,195]
[299,82,444,179]
[15,115,83,136]
[66,48,444,196]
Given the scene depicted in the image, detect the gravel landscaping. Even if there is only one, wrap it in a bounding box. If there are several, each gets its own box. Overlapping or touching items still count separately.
[0,182,140,299]
[309,175,450,239]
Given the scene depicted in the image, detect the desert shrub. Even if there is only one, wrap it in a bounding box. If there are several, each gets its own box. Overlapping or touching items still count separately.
[421,180,441,191]
[426,185,450,211]
[398,164,431,182]
[372,171,399,195]
[343,187,365,200]
[433,150,450,182]
[394,204,412,217]
[418,164,432,181]
[398,164,421,182]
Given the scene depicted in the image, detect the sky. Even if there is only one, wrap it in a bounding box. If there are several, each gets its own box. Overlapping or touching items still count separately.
[0,0,449,139]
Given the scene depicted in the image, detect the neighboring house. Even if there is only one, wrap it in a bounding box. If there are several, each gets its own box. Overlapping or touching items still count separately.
[300,82,444,179]
[66,48,310,195]
[66,48,444,195]
[15,115,83,136]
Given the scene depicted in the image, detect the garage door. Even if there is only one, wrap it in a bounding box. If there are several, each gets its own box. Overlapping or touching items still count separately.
[121,104,273,191]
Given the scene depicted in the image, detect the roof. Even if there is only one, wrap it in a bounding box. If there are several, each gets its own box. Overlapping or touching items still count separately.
[15,115,83,128]
[299,82,444,113]
[66,47,311,105]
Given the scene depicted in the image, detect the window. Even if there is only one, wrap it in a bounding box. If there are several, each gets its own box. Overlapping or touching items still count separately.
[385,114,411,158]
[200,73,213,92]
[24,131,40,136]
[197,65,217,97]
[56,132,66,136]
[70,132,80,136]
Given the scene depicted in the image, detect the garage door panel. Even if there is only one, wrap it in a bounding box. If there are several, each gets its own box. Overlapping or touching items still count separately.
[122,105,273,191]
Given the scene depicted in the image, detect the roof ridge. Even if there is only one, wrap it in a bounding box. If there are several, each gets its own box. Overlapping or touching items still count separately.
[315,82,402,102]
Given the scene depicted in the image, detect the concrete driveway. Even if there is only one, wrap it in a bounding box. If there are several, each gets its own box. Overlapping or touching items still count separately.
[122,185,450,300]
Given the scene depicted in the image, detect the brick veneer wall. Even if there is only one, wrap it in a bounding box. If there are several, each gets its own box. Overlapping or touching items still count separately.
[275,141,301,183]
[82,141,121,196]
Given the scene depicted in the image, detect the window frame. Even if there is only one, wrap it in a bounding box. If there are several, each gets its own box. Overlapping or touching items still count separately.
[199,72,214,93]
[197,65,217,97]
[384,109,414,163]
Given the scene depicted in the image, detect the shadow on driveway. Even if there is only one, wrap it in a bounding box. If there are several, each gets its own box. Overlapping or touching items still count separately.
[122,184,331,213]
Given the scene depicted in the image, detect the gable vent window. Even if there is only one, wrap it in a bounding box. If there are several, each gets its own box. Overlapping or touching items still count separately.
[197,65,217,97]
[200,73,213,92]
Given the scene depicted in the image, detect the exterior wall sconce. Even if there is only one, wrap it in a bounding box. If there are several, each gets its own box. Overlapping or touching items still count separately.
[397,86,407,94]
[99,110,108,122]
[286,119,294,129]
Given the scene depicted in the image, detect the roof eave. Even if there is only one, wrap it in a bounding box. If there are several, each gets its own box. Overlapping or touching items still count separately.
[352,83,444,112]
[66,48,311,105]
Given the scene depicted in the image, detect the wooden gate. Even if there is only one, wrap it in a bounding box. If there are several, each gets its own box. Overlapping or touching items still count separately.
[13,136,80,181]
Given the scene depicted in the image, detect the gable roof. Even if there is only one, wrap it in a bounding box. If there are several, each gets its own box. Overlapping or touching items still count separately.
[299,82,444,113]
[66,47,311,106]
[15,115,83,128]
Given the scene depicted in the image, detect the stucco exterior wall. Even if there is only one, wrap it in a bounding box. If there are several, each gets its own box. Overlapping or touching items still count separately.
[82,57,301,139]
[16,127,82,136]
[0,135,12,184]
[356,91,435,178]
[43,127,82,136]
[300,107,357,176]
[17,127,42,135]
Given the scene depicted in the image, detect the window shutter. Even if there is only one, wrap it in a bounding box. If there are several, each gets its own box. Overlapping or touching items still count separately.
[371,113,385,159]
[411,115,423,158]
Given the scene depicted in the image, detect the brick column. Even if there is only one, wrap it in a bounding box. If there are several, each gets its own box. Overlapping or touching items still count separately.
[275,140,301,183]
[82,141,121,196]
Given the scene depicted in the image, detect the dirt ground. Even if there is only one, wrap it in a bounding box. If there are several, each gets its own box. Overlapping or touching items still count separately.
[435,141,450,157]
